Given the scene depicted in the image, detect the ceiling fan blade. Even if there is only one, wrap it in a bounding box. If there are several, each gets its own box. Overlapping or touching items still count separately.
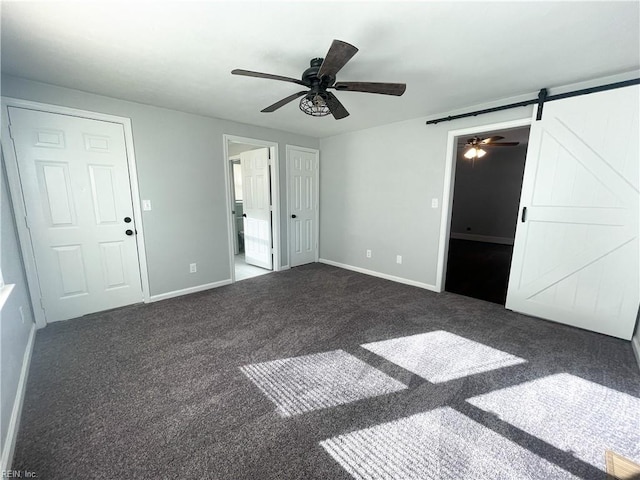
[231,69,306,86]
[483,142,520,147]
[325,92,350,120]
[261,91,309,113]
[318,40,358,79]
[332,82,406,96]
[480,136,505,144]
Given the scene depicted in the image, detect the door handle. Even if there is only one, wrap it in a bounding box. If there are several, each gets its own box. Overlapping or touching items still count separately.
[521,207,527,223]
[125,229,134,236]
[242,213,247,217]
[124,216,132,223]
[291,214,297,218]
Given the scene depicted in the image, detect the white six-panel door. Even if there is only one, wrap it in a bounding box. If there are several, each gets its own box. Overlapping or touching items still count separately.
[506,86,639,340]
[8,107,143,322]
[287,146,318,267]
[241,147,273,270]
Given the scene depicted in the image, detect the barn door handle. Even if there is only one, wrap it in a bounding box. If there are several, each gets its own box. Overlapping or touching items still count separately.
[521,207,527,223]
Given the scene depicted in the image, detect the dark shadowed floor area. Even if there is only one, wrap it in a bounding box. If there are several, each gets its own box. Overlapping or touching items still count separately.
[14,264,640,479]
[445,239,514,305]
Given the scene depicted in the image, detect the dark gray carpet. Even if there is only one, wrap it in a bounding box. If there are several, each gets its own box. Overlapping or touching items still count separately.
[13,264,640,479]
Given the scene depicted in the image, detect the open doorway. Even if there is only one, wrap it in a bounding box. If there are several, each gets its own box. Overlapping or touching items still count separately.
[224,135,280,282]
[444,125,530,304]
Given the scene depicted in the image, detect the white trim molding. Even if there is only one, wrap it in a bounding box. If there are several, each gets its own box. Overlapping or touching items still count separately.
[319,259,438,292]
[0,97,151,327]
[450,233,515,245]
[0,324,36,471]
[148,279,232,303]
[436,117,532,292]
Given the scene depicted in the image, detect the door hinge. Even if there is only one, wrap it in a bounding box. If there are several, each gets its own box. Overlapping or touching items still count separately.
[8,124,15,139]
[24,215,30,230]
[39,298,46,311]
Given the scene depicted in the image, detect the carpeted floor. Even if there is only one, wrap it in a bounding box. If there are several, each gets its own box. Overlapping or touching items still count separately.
[13,264,640,479]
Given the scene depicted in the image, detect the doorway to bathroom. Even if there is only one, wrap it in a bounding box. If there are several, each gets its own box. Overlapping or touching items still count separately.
[224,135,281,282]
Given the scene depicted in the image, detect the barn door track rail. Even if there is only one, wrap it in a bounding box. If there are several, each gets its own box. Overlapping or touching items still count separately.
[425,78,640,125]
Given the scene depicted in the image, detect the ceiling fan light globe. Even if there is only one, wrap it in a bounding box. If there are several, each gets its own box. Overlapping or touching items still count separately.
[464,148,477,159]
[299,96,331,117]
[476,148,487,158]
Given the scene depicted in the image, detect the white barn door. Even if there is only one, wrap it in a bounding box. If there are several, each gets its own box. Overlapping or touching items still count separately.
[288,146,318,267]
[506,86,639,340]
[241,147,273,270]
[8,107,143,322]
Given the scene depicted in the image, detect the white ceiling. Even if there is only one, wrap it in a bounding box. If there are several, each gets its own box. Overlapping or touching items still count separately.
[2,1,639,138]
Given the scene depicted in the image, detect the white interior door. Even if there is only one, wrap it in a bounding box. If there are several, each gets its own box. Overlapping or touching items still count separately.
[288,146,318,267]
[241,147,272,270]
[8,107,143,322]
[506,85,639,340]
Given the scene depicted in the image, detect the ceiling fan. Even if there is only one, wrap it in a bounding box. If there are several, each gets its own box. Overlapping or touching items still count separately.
[231,39,406,120]
[462,136,520,159]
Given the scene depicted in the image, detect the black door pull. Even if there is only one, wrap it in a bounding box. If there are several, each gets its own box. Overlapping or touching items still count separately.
[125,229,134,236]
[521,207,527,223]
[291,214,297,218]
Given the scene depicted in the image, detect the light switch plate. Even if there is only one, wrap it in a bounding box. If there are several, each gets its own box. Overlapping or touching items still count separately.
[431,198,439,209]
[142,200,152,211]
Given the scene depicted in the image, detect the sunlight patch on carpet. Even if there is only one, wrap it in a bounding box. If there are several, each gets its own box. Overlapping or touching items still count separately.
[361,331,526,383]
[468,373,640,471]
[320,407,579,480]
[241,349,407,417]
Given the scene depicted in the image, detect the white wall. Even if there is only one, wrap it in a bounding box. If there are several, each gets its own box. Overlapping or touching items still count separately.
[0,150,35,464]
[1,75,319,297]
[319,107,533,288]
[450,144,527,241]
[319,72,640,290]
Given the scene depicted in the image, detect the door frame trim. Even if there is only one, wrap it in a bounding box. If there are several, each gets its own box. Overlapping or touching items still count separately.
[0,97,151,327]
[435,117,532,293]
[286,145,320,267]
[222,134,281,282]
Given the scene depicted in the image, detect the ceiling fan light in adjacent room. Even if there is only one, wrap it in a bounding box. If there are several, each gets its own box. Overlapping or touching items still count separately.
[464,147,486,159]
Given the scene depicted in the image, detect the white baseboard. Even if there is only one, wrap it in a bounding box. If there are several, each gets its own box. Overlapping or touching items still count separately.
[319,259,439,292]
[279,265,290,271]
[450,233,514,245]
[148,279,232,302]
[1,323,36,471]
[632,333,640,371]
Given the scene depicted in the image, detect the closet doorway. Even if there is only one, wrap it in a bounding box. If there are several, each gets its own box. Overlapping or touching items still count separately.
[224,135,280,282]
[443,124,531,304]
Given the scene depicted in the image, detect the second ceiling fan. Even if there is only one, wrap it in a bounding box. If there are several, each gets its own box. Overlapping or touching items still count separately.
[231,39,406,120]
[462,136,520,159]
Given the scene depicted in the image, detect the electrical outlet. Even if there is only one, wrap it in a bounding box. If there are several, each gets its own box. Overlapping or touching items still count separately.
[396,255,402,264]
[366,249,372,258]
[431,198,439,209]
[189,263,197,273]
[142,199,152,211]
[19,306,25,324]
